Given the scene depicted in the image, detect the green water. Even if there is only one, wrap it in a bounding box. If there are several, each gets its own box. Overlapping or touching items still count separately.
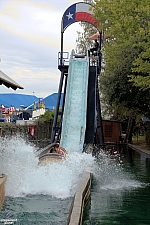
[0,195,72,224]
[82,149,150,225]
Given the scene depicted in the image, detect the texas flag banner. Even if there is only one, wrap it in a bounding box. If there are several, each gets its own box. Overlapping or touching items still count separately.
[62,2,98,32]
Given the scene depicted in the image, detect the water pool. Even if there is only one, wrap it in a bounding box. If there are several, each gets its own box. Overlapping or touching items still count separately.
[82,148,150,225]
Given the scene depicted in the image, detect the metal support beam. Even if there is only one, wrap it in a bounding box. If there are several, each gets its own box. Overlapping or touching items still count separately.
[51,70,65,143]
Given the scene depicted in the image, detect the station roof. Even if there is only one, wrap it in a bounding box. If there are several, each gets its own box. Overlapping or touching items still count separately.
[0,93,63,110]
[0,93,38,109]
[43,93,63,110]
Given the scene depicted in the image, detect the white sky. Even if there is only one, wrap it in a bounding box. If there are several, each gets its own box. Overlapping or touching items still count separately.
[0,0,84,98]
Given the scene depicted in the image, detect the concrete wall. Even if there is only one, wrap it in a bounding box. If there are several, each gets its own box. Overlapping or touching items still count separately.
[0,174,6,210]
[67,171,92,225]
[16,120,35,125]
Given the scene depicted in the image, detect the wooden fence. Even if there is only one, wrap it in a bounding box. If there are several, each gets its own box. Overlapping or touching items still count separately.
[0,120,53,149]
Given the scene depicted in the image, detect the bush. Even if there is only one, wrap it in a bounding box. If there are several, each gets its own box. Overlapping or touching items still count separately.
[39,110,54,121]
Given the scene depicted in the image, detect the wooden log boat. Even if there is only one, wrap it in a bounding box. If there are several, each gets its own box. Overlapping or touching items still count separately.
[38,143,66,166]
[38,153,66,165]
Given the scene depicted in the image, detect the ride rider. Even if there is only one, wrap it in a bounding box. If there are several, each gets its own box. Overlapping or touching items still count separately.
[55,143,65,156]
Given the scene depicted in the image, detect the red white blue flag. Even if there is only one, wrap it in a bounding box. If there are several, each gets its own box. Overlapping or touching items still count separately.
[62,2,98,32]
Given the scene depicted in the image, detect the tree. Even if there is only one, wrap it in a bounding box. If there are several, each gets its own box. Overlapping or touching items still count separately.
[93,0,150,118]
[129,30,150,89]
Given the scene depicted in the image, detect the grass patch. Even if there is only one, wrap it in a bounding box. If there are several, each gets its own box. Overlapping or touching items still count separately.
[132,135,146,143]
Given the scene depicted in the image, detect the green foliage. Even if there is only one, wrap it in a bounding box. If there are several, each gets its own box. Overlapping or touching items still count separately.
[93,0,150,118]
[75,0,150,119]
[129,31,150,89]
[38,110,54,121]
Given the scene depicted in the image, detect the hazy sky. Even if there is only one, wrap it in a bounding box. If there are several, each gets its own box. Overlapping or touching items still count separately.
[0,0,83,98]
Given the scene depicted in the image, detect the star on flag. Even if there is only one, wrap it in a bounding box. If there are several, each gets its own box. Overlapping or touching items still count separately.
[66,12,73,20]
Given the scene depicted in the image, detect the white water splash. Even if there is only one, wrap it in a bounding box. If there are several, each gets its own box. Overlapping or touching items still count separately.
[93,148,143,192]
[0,137,143,199]
[0,136,95,198]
